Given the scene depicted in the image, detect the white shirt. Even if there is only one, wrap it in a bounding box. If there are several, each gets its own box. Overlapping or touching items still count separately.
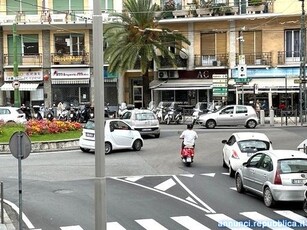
[180,129,198,146]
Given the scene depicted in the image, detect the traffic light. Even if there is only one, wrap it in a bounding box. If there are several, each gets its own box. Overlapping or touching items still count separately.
[238,64,247,78]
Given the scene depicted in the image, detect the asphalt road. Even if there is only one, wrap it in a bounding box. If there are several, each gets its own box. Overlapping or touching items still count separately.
[0,124,306,229]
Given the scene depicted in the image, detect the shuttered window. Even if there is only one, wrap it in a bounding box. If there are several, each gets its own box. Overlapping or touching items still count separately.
[6,0,20,15]
[242,31,262,54]
[217,33,227,54]
[101,0,114,12]
[201,32,227,55]
[53,0,83,13]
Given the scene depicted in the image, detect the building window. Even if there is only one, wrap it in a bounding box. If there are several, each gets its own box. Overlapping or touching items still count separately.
[6,0,37,15]
[285,29,300,61]
[8,34,39,56]
[53,0,84,13]
[54,34,84,56]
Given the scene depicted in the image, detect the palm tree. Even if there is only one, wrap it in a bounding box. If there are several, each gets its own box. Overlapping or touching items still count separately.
[104,0,191,107]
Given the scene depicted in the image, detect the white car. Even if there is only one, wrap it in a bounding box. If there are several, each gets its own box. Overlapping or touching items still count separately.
[122,109,160,138]
[79,119,143,154]
[197,105,259,128]
[0,106,27,124]
[222,132,273,177]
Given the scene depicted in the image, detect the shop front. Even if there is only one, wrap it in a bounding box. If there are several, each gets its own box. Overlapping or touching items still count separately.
[51,68,90,106]
[0,69,43,106]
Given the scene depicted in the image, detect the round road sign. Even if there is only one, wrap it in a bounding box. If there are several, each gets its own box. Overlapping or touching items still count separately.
[12,80,20,89]
[9,131,31,159]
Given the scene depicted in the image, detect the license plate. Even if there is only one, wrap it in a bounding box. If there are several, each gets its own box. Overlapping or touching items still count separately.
[292,179,306,184]
[86,133,94,138]
[142,128,151,131]
[186,157,192,163]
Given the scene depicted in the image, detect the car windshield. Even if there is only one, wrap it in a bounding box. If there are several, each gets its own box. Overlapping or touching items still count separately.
[135,112,155,121]
[238,140,270,153]
[278,158,307,174]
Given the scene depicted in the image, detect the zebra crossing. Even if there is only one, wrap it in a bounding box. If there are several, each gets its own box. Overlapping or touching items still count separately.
[55,210,307,230]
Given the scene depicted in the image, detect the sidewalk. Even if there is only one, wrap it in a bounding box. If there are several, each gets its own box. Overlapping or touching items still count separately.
[0,203,17,230]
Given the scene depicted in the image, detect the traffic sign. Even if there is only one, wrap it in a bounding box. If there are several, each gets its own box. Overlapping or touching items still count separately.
[12,80,20,89]
[9,131,31,159]
[213,87,228,97]
[235,78,251,83]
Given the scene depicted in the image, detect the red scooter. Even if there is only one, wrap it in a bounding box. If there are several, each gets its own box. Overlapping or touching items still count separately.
[181,145,195,167]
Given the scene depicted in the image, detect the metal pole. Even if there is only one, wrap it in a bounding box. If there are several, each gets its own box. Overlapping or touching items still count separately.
[303,0,307,123]
[18,132,23,230]
[1,181,3,224]
[13,23,21,107]
[300,0,306,125]
[93,1,106,230]
[285,76,288,125]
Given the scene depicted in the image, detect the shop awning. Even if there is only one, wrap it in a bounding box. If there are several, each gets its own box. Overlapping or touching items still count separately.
[150,79,213,90]
[0,83,39,91]
[228,78,299,89]
[51,79,90,84]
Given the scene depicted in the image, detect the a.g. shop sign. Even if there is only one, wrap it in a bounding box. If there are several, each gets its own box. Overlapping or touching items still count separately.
[4,70,43,81]
[51,68,90,79]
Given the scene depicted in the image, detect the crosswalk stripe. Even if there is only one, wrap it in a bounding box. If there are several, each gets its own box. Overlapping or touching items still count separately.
[206,213,252,230]
[135,219,168,230]
[171,216,211,230]
[241,211,293,230]
[154,178,176,191]
[274,210,307,227]
[60,226,83,230]
[107,222,126,230]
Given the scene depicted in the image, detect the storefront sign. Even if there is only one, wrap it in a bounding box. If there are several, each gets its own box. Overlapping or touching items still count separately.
[51,68,90,79]
[4,70,43,81]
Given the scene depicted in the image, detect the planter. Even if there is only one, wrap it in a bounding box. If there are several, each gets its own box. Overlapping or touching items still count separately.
[196,8,212,17]
[172,10,189,18]
[247,5,265,14]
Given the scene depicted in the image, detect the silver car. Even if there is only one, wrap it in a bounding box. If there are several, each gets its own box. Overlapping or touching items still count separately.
[122,109,160,138]
[197,105,258,128]
[235,150,307,207]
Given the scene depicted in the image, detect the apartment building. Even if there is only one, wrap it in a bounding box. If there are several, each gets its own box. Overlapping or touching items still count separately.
[0,0,122,108]
[147,0,305,112]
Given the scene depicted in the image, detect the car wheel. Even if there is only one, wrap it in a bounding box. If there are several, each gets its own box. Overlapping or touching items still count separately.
[154,133,160,138]
[235,174,245,193]
[263,187,276,207]
[133,139,142,151]
[229,163,235,177]
[246,120,257,128]
[206,120,216,129]
[105,142,112,154]
[80,147,90,153]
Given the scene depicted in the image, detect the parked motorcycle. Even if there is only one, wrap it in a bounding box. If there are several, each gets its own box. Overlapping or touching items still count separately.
[181,145,195,167]
[58,107,70,121]
[165,107,183,125]
[303,183,307,214]
[79,104,93,123]
[32,105,43,120]
[69,106,78,122]
[46,108,54,121]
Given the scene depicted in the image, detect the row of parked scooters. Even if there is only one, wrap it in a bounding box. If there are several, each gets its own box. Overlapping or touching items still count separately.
[21,104,94,123]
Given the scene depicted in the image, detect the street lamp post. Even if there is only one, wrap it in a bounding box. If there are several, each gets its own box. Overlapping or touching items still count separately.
[299,0,306,125]
[13,23,21,107]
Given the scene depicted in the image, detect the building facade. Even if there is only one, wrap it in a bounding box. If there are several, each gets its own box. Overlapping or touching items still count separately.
[0,0,122,108]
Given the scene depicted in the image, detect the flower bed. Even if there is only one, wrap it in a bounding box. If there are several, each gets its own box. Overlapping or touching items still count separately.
[25,119,82,136]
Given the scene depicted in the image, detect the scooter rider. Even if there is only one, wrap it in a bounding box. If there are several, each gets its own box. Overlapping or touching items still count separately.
[180,124,198,148]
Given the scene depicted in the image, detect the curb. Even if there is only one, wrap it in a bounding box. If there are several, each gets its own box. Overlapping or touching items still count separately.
[0,139,79,154]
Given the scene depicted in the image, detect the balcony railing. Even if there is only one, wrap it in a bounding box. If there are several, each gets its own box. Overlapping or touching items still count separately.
[278,51,301,65]
[0,10,119,24]
[51,53,90,65]
[3,54,42,66]
[159,55,188,68]
[236,52,272,66]
[194,54,228,67]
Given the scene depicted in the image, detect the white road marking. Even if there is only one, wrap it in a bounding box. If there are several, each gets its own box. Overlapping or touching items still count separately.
[186,196,197,204]
[173,175,215,213]
[125,176,144,182]
[179,174,194,178]
[135,219,168,230]
[107,222,126,230]
[241,211,293,229]
[206,213,252,230]
[274,210,307,227]
[230,187,237,191]
[171,216,210,230]
[222,172,230,176]
[200,173,216,177]
[60,226,83,230]
[154,178,176,191]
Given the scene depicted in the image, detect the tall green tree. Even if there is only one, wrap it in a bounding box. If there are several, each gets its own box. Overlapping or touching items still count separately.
[104,0,190,107]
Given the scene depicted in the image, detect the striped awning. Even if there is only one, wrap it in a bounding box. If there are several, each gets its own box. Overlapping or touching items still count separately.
[51,79,90,84]
[0,83,39,91]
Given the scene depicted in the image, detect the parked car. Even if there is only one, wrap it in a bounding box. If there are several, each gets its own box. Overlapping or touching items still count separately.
[79,119,143,154]
[222,132,273,177]
[235,150,307,207]
[121,109,160,138]
[0,106,27,124]
[196,105,259,128]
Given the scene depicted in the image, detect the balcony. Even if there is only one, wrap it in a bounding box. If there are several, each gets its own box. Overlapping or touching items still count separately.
[159,55,188,69]
[194,54,228,67]
[278,51,301,65]
[236,52,272,66]
[3,54,42,67]
[51,53,90,65]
